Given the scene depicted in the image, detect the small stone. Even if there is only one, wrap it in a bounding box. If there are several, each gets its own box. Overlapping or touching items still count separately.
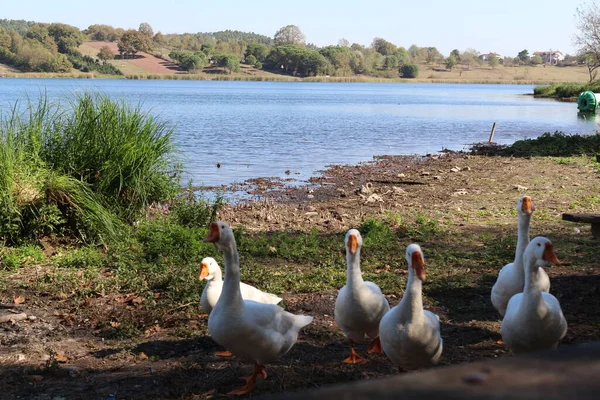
[450,167,460,173]
[305,212,318,217]
[513,185,528,191]
[28,315,37,321]
[396,173,406,178]
[433,175,442,180]
[462,166,471,171]
[421,171,430,176]
[306,206,316,212]
[392,186,406,195]
[307,194,314,199]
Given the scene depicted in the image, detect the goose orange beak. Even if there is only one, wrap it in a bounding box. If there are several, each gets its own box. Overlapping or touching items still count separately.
[521,197,534,214]
[348,233,359,254]
[199,263,209,280]
[543,243,559,265]
[204,223,220,243]
[412,251,426,280]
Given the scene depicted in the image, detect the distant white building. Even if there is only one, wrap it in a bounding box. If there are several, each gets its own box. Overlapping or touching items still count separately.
[533,50,564,65]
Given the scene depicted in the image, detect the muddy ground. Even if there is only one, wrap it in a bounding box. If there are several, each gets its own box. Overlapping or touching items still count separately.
[1,152,599,399]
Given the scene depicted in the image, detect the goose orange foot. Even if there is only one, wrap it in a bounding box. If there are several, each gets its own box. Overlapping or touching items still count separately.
[343,341,366,364]
[367,337,384,354]
[215,350,232,357]
[228,363,267,396]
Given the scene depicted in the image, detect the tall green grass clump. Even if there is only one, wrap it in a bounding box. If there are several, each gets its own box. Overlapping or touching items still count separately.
[0,93,181,245]
[42,93,181,221]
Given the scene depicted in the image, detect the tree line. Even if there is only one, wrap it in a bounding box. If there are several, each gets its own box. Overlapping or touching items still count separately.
[0,18,586,78]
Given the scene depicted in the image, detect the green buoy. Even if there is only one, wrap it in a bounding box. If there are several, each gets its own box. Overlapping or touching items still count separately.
[577,91,600,112]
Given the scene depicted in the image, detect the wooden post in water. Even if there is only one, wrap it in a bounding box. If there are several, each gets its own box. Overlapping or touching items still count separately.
[488,122,497,143]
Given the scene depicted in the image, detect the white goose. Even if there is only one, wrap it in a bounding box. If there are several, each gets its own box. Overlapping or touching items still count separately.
[491,196,550,316]
[334,229,390,364]
[501,236,567,354]
[379,244,442,370]
[199,257,282,314]
[204,221,313,396]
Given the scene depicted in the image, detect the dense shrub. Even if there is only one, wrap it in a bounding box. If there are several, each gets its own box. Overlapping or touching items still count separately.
[400,63,419,78]
[245,54,257,65]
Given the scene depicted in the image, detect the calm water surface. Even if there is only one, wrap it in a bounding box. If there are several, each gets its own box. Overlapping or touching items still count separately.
[0,79,597,188]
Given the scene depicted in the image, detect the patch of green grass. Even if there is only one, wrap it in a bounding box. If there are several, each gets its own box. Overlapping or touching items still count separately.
[54,246,105,269]
[0,245,45,270]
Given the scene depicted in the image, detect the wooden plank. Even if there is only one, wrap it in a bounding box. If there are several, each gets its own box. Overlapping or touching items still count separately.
[268,342,600,400]
[562,213,600,224]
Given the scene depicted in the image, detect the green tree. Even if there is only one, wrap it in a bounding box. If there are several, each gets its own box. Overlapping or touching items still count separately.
[371,37,396,56]
[425,47,443,64]
[488,54,500,69]
[400,63,419,78]
[517,49,530,64]
[445,55,457,70]
[118,29,150,58]
[47,23,83,53]
[245,43,268,61]
[273,24,305,45]
[245,54,257,65]
[153,31,166,46]
[214,53,240,73]
[460,48,479,69]
[531,54,543,65]
[450,49,460,60]
[383,54,399,70]
[97,45,114,63]
[85,24,118,42]
[138,22,154,39]
[200,43,214,56]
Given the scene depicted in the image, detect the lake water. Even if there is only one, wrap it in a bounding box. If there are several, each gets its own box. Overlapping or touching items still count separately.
[0,79,597,188]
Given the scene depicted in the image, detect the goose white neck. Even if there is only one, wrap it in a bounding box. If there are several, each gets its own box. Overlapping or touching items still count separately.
[210,265,223,282]
[514,213,532,266]
[522,251,545,308]
[346,248,364,287]
[220,239,243,305]
[399,268,423,321]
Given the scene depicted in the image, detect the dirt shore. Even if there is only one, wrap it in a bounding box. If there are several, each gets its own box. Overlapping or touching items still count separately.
[1,152,599,399]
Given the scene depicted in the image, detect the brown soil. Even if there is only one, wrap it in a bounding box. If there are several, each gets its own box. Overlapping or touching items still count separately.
[1,153,599,399]
[84,41,182,75]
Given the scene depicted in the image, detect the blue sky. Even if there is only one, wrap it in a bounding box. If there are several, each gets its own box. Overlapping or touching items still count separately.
[1,0,579,57]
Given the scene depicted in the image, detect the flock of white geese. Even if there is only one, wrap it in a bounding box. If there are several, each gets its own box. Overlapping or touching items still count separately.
[199,195,567,395]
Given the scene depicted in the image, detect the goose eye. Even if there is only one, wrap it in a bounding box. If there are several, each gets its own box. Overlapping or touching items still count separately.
[537,243,541,247]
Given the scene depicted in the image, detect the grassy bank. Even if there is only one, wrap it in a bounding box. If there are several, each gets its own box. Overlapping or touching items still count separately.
[533,82,600,99]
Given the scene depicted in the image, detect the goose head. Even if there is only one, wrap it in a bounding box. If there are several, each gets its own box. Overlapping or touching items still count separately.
[199,257,220,281]
[517,196,535,216]
[406,243,426,280]
[525,236,559,270]
[345,229,363,255]
[203,221,235,251]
